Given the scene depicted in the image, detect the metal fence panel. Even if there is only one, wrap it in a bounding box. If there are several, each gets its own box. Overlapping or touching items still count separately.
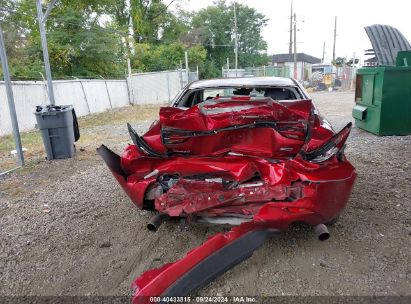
[0,81,45,136]
[128,69,197,105]
[81,80,112,113]
[222,66,290,78]
[0,79,130,135]
[105,80,129,108]
[129,71,170,105]
[0,69,198,135]
[54,81,90,116]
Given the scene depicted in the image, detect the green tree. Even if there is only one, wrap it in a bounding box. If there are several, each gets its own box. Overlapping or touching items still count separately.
[1,0,126,79]
[1,0,269,80]
[191,0,269,75]
[0,0,43,79]
[121,0,187,44]
[132,42,207,72]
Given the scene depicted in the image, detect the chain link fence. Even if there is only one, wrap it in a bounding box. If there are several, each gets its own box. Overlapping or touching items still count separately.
[222,65,356,91]
[310,66,357,90]
[127,69,198,105]
[0,69,199,136]
[222,66,290,78]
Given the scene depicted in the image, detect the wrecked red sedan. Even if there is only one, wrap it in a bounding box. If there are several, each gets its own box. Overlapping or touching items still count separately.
[98,77,356,301]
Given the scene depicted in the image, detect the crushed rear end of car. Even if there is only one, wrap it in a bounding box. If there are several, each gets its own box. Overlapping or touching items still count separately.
[98,96,356,301]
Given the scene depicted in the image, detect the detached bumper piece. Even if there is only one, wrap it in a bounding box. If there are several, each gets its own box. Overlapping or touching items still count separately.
[131,224,278,303]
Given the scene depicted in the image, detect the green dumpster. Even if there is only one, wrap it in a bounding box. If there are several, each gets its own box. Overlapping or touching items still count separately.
[353,25,411,135]
[353,51,411,136]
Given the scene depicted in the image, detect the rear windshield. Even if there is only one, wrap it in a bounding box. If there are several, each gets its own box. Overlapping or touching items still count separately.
[176,86,301,108]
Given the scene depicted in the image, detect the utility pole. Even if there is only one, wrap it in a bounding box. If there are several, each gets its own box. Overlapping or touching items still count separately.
[0,22,24,166]
[125,0,135,76]
[36,0,58,106]
[350,52,356,90]
[289,0,293,56]
[126,0,135,55]
[233,2,239,73]
[185,51,189,82]
[322,41,325,63]
[293,13,297,79]
[332,16,337,63]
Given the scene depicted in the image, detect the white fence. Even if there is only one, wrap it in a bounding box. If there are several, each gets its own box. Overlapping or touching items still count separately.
[128,70,189,105]
[0,69,198,136]
[0,79,129,136]
[222,66,291,78]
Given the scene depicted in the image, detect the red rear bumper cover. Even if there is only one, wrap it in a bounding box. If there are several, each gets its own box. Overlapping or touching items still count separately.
[129,168,356,301]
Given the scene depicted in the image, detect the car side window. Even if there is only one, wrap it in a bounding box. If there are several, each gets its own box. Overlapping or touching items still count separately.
[177,90,201,107]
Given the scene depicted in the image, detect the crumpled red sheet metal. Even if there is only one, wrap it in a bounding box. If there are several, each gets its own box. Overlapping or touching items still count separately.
[97,97,356,301]
[142,98,331,158]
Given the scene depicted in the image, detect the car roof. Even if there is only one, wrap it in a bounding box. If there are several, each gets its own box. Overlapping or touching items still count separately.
[187,77,297,89]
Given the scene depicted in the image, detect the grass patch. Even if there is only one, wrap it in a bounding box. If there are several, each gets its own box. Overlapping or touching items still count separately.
[0,131,43,172]
[78,104,162,128]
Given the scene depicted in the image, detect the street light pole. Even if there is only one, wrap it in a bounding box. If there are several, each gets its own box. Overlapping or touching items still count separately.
[0,22,24,166]
[36,0,58,105]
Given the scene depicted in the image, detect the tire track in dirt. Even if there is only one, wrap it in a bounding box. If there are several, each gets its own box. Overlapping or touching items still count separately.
[104,229,163,294]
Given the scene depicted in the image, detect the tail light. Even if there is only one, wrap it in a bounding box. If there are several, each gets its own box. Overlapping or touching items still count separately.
[162,128,192,145]
[276,121,307,141]
[163,133,191,144]
[300,122,352,163]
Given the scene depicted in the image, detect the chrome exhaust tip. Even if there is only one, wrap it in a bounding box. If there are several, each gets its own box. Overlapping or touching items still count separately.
[314,224,330,241]
[147,214,165,232]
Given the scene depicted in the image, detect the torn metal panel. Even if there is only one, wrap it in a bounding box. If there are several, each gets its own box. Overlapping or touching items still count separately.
[155,178,291,217]
[365,24,411,66]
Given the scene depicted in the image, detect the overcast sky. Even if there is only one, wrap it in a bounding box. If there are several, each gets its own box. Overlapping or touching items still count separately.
[176,0,411,64]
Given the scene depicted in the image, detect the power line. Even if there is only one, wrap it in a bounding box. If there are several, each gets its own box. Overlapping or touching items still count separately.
[0,7,129,37]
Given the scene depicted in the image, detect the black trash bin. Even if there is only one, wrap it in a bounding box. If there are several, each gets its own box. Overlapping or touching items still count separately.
[34,105,80,160]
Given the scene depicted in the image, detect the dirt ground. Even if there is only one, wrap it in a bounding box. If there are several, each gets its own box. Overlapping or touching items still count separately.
[0,91,410,298]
